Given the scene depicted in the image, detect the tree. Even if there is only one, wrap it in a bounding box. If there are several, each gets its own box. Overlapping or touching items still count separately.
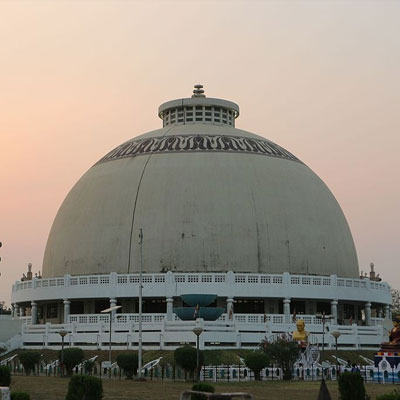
[18,351,41,376]
[83,360,96,375]
[116,353,138,379]
[66,375,103,400]
[58,348,84,376]
[392,288,400,316]
[174,346,204,378]
[244,351,269,380]
[0,366,11,386]
[0,301,11,315]
[191,383,215,400]
[338,372,366,400]
[260,337,300,380]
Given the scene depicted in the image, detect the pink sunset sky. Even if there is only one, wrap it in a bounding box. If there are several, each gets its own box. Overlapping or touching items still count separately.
[1,1,399,304]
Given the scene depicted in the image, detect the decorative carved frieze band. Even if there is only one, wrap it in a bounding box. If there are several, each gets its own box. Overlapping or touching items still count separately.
[96,134,301,165]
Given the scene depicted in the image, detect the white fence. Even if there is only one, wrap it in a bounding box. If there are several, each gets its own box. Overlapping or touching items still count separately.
[13,271,390,293]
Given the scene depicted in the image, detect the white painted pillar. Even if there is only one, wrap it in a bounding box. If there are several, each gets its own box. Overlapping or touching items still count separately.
[19,307,25,318]
[166,297,174,321]
[378,308,383,318]
[12,304,16,319]
[330,300,338,324]
[31,301,38,325]
[364,302,372,326]
[110,298,117,321]
[384,304,390,319]
[227,298,234,320]
[283,298,291,323]
[63,299,71,324]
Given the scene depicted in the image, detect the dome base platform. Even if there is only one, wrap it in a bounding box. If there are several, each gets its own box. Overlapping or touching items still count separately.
[9,271,391,351]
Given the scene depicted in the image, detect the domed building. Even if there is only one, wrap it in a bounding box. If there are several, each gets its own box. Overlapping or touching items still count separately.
[10,86,391,351]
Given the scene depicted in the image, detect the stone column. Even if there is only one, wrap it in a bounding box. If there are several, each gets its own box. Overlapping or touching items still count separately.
[378,308,383,318]
[166,297,174,321]
[364,302,372,326]
[384,304,390,319]
[110,298,117,321]
[227,298,234,320]
[330,300,338,324]
[31,301,38,325]
[11,304,16,319]
[63,299,71,324]
[283,298,291,323]
[19,307,25,318]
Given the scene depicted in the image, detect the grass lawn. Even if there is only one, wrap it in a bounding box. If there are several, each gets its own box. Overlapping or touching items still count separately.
[10,376,399,400]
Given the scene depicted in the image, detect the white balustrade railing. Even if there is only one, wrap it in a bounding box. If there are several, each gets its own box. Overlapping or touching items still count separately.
[12,272,390,293]
[68,313,166,324]
[65,313,359,327]
[20,316,32,325]
[370,317,385,326]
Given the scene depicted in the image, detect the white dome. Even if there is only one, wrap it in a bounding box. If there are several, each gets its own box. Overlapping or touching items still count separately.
[42,89,359,279]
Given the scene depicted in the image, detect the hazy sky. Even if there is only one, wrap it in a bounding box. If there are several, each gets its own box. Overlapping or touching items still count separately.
[1,1,399,304]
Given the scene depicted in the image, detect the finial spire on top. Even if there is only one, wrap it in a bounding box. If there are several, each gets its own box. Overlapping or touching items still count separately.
[192,84,205,98]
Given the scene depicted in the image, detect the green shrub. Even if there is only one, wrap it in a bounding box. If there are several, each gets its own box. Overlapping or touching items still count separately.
[0,366,11,386]
[337,372,366,400]
[18,351,41,376]
[191,383,215,400]
[83,360,95,375]
[58,348,84,376]
[377,390,400,400]
[244,351,269,380]
[116,353,138,379]
[260,338,300,380]
[174,346,204,376]
[66,375,103,400]
[11,392,31,400]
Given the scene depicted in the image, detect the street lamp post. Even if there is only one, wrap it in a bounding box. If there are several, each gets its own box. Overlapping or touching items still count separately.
[315,313,333,360]
[192,324,204,382]
[332,331,341,374]
[316,313,333,381]
[101,305,122,378]
[138,228,144,379]
[58,329,68,376]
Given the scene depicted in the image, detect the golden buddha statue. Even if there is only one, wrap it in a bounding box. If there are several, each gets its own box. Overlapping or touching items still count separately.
[292,319,309,345]
[380,316,400,351]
